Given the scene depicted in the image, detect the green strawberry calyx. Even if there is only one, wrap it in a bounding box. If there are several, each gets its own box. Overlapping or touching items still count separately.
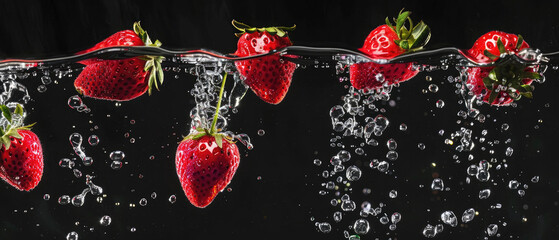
[232,20,296,38]
[183,72,234,149]
[481,37,541,103]
[133,21,165,96]
[0,104,35,150]
[385,9,431,51]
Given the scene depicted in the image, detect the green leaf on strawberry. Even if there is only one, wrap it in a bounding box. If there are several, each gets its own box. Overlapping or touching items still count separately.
[0,104,35,150]
[232,20,296,37]
[133,22,165,96]
[386,9,431,52]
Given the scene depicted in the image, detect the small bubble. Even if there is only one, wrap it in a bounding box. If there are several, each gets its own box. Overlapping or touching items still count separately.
[257,129,265,136]
[41,76,52,85]
[110,161,123,170]
[66,231,78,240]
[110,151,125,161]
[486,224,498,236]
[428,84,439,93]
[37,85,47,93]
[139,198,147,206]
[389,190,397,198]
[73,169,82,178]
[391,212,402,224]
[318,222,332,233]
[130,227,136,232]
[431,178,444,191]
[313,159,322,166]
[399,123,408,131]
[168,195,177,204]
[58,195,71,205]
[441,211,458,227]
[88,135,99,146]
[83,157,93,166]
[43,194,50,201]
[99,215,111,226]
[479,189,491,199]
[436,100,445,108]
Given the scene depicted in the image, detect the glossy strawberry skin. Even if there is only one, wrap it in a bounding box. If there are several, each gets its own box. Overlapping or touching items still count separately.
[358,25,406,58]
[465,31,534,106]
[350,25,418,90]
[175,135,240,208]
[77,30,144,65]
[465,31,530,63]
[74,58,149,101]
[0,130,43,191]
[234,31,296,104]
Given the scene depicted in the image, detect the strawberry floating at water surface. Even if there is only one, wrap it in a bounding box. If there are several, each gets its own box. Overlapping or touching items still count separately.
[74,22,165,101]
[464,31,541,106]
[0,104,43,191]
[350,10,431,90]
[176,73,241,208]
[233,20,297,104]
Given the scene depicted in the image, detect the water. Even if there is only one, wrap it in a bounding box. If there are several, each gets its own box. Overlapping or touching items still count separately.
[0,39,558,240]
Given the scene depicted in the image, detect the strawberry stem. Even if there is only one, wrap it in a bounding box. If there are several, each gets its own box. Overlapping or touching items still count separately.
[210,72,228,135]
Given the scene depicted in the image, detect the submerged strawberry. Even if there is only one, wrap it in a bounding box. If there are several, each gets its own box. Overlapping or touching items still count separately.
[175,73,241,208]
[233,20,297,104]
[0,104,43,191]
[350,10,431,90]
[176,134,240,208]
[74,22,164,101]
[465,31,540,106]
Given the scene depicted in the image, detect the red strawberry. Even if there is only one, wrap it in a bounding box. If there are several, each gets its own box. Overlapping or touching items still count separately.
[465,31,529,64]
[176,72,241,208]
[465,31,540,106]
[74,22,164,101]
[77,29,144,65]
[0,104,43,191]
[232,20,297,104]
[350,10,431,90]
[176,135,240,208]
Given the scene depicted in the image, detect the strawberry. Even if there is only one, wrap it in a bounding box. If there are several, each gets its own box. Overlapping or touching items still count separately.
[175,72,241,208]
[176,134,240,208]
[232,20,297,104]
[464,31,541,106]
[74,22,164,101]
[350,10,431,90]
[0,104,43,191]
[464,31,529,64]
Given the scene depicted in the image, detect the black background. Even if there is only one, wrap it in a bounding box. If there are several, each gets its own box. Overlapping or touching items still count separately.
[1,0,559,240]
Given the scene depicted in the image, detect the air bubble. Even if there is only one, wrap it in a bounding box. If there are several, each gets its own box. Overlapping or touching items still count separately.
[99,215,111,226]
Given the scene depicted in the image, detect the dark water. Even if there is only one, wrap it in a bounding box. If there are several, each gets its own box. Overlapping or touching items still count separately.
[1,1,559,240]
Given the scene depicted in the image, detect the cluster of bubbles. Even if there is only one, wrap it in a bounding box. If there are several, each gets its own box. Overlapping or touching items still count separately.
[417,62,545,238]
[183,58,253,149]
[313,52,549,239]
[0,71,32,130]
[57,133,105,208]
[313,56,406,239]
